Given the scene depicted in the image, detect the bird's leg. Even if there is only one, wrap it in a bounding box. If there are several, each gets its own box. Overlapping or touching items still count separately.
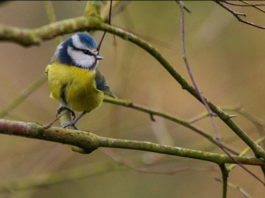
[62,111,87,129]
[42,107,70,129]
[56,105,76,119]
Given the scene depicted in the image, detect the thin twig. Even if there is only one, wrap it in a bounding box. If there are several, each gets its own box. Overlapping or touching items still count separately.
[215,178,252,198]
[223,105,265,148]
[189,112,216,123]
[228,136,265,171]
[189,104,264,129]
[177,1,265,185]
[223,1,265,7]
[176,1,192,13]
[177,0,219,137]
[190,105,265,148]
[0,75,46,118]
[44,1,62,45]
[216,0,265,29]
[223,105,264,128]
[239,0,265,13]
[101,148,215,174]
[104,97,239,155]
[97,0,113,53]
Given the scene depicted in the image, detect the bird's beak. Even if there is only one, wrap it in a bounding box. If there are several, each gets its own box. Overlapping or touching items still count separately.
[96,55,104,60]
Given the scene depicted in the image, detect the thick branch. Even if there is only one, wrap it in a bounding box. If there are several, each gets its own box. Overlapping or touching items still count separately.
[0,119,264,166]
[0,16,264,159]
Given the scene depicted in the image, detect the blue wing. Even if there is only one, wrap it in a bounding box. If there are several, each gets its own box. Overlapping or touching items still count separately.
[95,68,117,98]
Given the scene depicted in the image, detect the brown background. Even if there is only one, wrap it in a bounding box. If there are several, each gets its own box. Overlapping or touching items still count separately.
[0,1,265,197]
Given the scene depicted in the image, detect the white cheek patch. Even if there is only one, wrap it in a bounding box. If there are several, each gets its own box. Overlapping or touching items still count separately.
[67,46,97,69]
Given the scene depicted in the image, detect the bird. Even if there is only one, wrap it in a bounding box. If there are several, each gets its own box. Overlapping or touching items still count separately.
[45,32,116,129]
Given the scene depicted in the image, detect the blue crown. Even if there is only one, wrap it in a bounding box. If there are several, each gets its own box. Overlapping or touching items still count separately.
[77,33,98,49]
[56,33,98,66]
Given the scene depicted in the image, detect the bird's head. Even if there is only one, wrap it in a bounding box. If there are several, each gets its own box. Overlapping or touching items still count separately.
[55,33,103,70]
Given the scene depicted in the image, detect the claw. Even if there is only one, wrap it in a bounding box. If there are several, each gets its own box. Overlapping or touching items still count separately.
[61,111,87,130]
[56,106,76,119]
[62,120,79,130]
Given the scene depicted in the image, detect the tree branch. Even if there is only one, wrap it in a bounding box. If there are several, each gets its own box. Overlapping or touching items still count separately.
[0,15,264,159]
[0,119,264,166]
[215,177,252,198]
[216,0,265,29]
[44,1,62,45]
[219,164,229,198]
[104,97,239,155]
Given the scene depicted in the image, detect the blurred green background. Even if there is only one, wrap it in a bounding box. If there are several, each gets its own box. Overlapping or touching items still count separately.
[0,1,265,197]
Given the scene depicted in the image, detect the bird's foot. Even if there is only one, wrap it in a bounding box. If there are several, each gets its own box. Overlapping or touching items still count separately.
[62,119,79,130]
[56,106,76,119]
[61,111,87,130]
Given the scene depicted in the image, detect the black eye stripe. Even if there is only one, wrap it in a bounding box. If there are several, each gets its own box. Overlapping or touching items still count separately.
[74,47,94,56]
[71,45,93,54]
[81,49,90,55]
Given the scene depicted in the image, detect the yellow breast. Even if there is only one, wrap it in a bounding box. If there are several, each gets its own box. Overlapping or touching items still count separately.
[46,63,104,112]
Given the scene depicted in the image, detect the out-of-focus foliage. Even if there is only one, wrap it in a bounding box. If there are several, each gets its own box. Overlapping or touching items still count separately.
[0,1,265,197]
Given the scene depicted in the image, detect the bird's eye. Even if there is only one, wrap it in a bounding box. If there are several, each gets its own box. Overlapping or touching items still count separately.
[82,50,90,55]
[82,50,93,55]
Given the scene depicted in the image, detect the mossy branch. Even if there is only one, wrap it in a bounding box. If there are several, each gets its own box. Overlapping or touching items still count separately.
[104,97,239,155]
[44,1,62,45]
[0,15,264,160]
[219,164,229,198]
[0,87,239,155]
[0,119,264,166]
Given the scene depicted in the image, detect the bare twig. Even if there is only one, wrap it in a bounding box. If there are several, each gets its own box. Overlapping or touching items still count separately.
[189,105,265,147]
[215,178,252,198]
[177,0,219,138]
[216,0,265,29]
[189,104,264,129]
[44,1,62,45]
[177,1,265,185]
[228,136,265,171]
[97,0,113,53]
[189,112,216,123]
[104,98,239,155]
[0,75,46,118]
[176,1,192,13]
[101,148,216,174]
[101,1,130,21]
[239,0,265,13]
[223,1,265,7]
[223,105,264,128]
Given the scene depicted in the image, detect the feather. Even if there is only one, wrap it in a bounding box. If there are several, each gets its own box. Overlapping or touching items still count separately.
[95,68,117,98]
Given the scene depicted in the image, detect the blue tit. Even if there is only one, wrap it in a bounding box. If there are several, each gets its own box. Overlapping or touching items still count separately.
[45,32,116,129]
